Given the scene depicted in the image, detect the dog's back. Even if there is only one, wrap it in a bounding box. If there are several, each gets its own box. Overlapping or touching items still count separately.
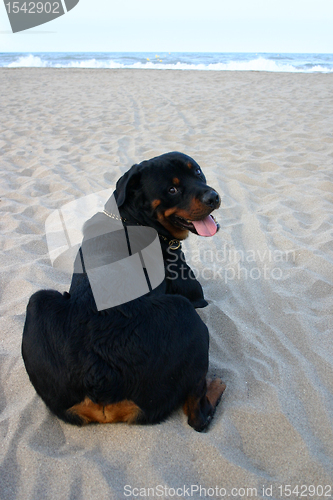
[22,287,211,427]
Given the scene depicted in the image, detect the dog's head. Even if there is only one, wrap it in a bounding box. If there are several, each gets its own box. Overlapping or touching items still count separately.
[112,152,221,240]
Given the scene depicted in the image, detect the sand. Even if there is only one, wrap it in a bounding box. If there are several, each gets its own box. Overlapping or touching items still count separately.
[0,68,333,499]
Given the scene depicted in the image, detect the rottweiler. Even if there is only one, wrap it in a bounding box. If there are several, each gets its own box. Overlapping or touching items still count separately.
[22,152,226,432]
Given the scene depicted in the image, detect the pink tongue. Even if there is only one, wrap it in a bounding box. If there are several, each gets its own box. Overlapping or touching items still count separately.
[192,215,217,237]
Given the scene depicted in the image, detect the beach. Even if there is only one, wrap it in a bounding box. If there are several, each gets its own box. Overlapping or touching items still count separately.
[1,68,333,499]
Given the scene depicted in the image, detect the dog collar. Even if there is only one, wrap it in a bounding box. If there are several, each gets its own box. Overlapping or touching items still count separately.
[103,209,181,250]
[103,209,126,222]
[158,234,181,251]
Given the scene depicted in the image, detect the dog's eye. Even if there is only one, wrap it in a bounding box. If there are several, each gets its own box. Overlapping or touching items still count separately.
[168,186,178,195]
[195,168,202,176]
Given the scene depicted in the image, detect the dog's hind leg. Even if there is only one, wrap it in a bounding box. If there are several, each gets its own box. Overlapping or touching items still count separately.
[183,377,226,432]
[67,398,143,425]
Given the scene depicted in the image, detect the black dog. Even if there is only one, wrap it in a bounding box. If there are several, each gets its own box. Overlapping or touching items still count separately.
[22,152,225,431]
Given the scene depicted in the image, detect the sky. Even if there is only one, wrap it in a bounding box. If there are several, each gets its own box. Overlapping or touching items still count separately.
[0,0,333,53]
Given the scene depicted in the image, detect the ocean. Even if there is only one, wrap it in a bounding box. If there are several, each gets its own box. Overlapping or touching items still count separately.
[1,52,333,72]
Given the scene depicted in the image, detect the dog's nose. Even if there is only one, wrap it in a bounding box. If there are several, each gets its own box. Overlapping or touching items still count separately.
[201,189,220,209]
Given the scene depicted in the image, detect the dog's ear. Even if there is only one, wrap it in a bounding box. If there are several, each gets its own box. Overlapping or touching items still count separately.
[114,163,143,207]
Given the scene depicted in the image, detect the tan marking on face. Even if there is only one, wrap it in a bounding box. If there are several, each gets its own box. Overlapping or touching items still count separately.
[187,161,192,168]
[156,211,189,240]
[164,207,178,218]
[164,199,210,222]
[186,198,209,218]
[151,199,161,209]
[172,177,180,186]
[158,194,217,239]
